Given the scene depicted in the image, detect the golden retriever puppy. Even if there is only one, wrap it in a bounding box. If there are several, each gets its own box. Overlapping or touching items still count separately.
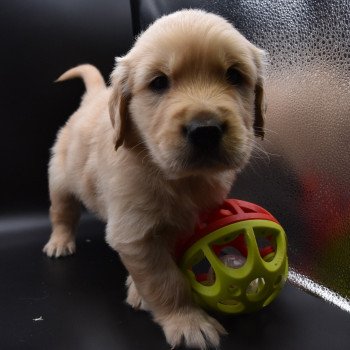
[43,9,266,349]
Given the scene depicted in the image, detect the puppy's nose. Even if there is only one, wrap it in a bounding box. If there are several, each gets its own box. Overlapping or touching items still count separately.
[184,119,224,149]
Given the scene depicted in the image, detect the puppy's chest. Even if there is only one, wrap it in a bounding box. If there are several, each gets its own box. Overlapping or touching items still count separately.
[153,179,227,231]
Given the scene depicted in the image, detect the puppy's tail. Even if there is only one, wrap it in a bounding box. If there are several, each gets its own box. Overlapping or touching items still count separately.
[56,64,106,95]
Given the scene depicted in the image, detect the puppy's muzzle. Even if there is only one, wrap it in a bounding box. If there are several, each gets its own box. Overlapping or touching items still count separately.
[184,118,225,151]
[181,115,230,170]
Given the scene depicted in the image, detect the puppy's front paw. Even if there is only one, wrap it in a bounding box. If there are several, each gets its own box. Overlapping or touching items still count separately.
[43,234,76,258]
[159,308,227,349]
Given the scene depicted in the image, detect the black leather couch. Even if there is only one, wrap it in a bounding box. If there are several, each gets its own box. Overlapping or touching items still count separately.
[1,1,350,349]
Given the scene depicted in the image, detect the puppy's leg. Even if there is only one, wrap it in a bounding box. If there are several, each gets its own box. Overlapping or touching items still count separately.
[125,275,149,311]
[114,237,227,349]
[43,192,80,258]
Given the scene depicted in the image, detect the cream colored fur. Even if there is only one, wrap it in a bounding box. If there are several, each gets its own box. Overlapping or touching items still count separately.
[43,9,266,349]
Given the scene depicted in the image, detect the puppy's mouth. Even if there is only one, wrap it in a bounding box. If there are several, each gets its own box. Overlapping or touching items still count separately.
[163,145,248,180]
[185,147,233,170]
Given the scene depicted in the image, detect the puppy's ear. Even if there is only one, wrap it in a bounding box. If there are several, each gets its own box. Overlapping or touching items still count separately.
[109,58,133,151]
[253,50,267,140]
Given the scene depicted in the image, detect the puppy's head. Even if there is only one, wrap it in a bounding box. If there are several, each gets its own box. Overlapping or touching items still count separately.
[109,9,266,179]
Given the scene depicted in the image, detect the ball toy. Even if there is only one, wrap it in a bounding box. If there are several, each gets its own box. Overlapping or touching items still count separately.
[175,199,288,314]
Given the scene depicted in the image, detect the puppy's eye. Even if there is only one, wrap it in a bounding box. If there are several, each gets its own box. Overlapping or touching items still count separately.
[226,67,244,86]
[149,75,169,93]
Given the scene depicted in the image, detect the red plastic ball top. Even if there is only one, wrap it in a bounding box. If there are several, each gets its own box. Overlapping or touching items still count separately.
[174,199,280,261]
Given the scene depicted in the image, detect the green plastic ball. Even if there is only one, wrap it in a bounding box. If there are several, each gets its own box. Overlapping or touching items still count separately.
[177,199,288,314]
